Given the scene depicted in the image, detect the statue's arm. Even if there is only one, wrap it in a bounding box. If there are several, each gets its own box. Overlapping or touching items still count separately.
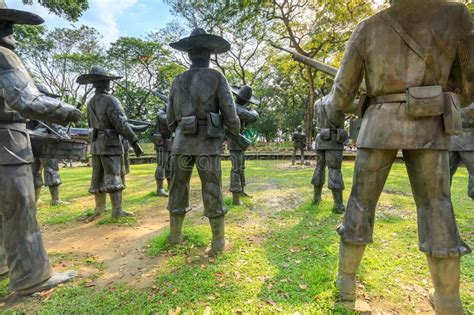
[236,105,259,125]
[217,76,240,135]
[166,83,177,132]
[107,97,139,144]
[457,9,474,106]
[0,68,80,125]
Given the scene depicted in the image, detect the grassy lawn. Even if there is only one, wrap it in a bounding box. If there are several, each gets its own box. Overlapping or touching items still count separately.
[1,159,472,314]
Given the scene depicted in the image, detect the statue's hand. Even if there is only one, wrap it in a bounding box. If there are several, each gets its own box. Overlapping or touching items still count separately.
[132,142,144,157]
[66,108,82,124]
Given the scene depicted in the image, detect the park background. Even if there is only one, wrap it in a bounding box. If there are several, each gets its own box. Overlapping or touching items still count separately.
[1,0,473,313]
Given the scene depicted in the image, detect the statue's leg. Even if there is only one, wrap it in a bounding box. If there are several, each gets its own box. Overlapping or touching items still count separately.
[42,159,66,206]
[229,150,243,205]
[311,150,326,204]
[123,150,130,175]
[101,155,130,218]
[292,148,296,165]
[196,155,227,256]
[241,154,251,197]
[0,163,75,294]
[164,150,171,190]
[32,158,43,204]
[403,149,470,315]
[459,151,474,200]
[448,151,461,185]
[155,148,168,197]
[337,148,397,303]
[89,155,106,217]
[168,155,194,244]
[0,216,9,276]
[327,150,345,214]
[301,148,305,164]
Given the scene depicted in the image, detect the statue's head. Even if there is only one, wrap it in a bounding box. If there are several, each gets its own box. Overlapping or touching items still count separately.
[92,79,111,92]
[0,21,15,49]
[297,126,303,132]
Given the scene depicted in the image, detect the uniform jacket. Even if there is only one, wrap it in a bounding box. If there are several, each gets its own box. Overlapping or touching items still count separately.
[450,103,474,151]
[87,92,138,156]
[315,100,345,151]
[327,0,474,150]
[292,132,306,149]
[167,67,240,156]
[0,46,73,165]
[228,104,259,151]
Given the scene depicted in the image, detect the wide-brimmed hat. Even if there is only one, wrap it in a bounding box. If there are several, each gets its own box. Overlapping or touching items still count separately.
[36,83,60,98]
[170,28,230,54]
[230,85,260,105]
[0,0,44,25]
[76,66,122,85]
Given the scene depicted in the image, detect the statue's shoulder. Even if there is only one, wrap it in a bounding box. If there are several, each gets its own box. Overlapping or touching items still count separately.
[0,46,21,70]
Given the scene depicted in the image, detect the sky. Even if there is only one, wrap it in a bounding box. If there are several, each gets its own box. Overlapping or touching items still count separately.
[8,0,179,44]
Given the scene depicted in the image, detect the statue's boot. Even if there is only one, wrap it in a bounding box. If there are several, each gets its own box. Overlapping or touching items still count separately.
[313,186,322,204]
[427,256,464,315]
[110,191,134,219]
[332,190,345,214]
[91,192,107,219]
[35,187,42,204]
[156,180,169,197]
[17,270,77,296]
[208,216,226,257]
[232,192,243,206]
[166,178,171,191]
[168,213,185,245]
[49,186,69,206]
[336,242,366,302]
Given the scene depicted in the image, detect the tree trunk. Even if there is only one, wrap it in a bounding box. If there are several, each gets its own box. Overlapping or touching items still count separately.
[304,65,315,147]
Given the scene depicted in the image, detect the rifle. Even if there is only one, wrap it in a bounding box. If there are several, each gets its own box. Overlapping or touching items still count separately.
[271,44,367,92]
[128,119,154,127]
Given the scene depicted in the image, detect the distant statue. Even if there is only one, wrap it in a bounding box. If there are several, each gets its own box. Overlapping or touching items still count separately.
[154,104,173,197]
[29,84,69,206]
[228,85,259,205]
[311,98,347,213]
[0,1,80,295]
[291,126,306,165]
[324,1,473,313]
[167,28,240,256]
[77,66,144,220]
[449,103,474,200]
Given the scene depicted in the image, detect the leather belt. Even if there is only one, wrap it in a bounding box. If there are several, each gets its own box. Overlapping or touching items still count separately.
[369,93,406,104]
[177,119,208,126]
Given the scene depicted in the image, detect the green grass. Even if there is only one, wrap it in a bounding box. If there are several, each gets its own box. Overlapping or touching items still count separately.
[4,159,473,314]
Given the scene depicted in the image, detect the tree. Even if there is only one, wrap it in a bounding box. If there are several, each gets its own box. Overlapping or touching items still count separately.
[21,0,89,22]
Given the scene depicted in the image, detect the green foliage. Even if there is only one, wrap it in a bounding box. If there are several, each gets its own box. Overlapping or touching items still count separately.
[22,0,89,22]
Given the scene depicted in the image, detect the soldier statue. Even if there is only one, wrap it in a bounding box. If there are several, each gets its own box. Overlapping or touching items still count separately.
[0,1,80,295]
[228,85,259,206]
[29,84,69,206]
[323,1,473,313]
[77,66,144,219]
[154,104,172,197]
[311,98,347,213]
[167,28,240,256]
[291,126,306,165]
[449,103,474,200]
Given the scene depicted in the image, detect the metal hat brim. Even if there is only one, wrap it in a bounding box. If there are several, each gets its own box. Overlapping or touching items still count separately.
[170,34,230,54]
[0,9,44,25]
[76,74,123,85]
[230,85,261,105]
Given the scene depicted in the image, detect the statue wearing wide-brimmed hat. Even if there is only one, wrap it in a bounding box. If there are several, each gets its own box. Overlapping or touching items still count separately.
[167,28,240,256]
[0,0,81,295]
[228,85,259,205]
[77,65,144,220]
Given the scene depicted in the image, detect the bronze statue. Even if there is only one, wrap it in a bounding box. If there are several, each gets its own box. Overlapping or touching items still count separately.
[77,66,144,219]
[154,104,172,197]
[0,1,80,295]
[450,103,474,200]
[291,126,306,165]
[323,1,473,313]
[167,28,240,256]
[29,84,69,206]
[311,98,347,213]
[228,85,259,205]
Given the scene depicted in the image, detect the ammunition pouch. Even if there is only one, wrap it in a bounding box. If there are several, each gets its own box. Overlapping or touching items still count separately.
[443,92,462,136]
[207,112,225,138]
[180,116,198,135]
[319,128,331,141]
[406,85,444,117]
[336,128,349,144]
